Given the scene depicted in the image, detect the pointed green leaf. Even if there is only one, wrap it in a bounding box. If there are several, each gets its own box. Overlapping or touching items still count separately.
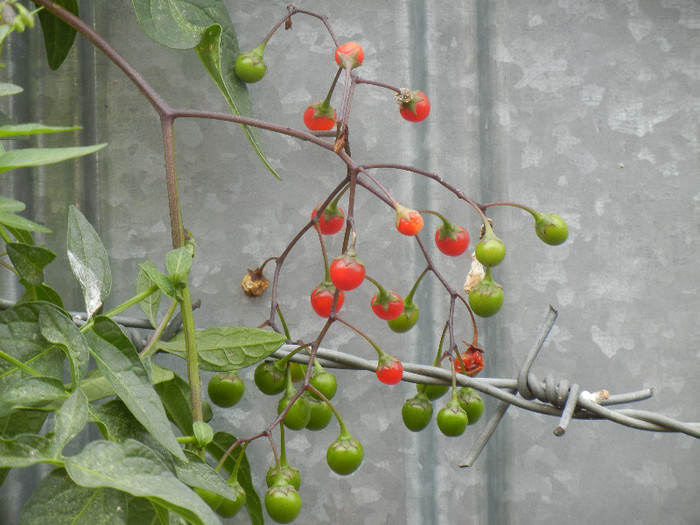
[136,265,162,328]
[0,83,23,97]
[36,0,80,71]
[49,389,88,458]
[63,439,219,525]
[175,450,233,501]
[139,260,176,298]
[156,326,286,371]
[0,143,106,174]
[208,431,263,525]
[38,304,89,388]
[0,210,51,233]
[67,205,112,317]
[83,316,186,461]
[0,123,81,138]
[6,242,56,285]
[19,468,130,525]
[165,247,192,283]
[0,196,25,213]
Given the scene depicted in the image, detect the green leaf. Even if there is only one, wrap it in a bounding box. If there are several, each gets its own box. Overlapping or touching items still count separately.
[83,316,186,461]
[63,439,220,525]
[18,284,65,309]
[20,467,131,525]
[131,0,207,49]
[0,302,66,387]
[0,376,69,417]
[0,210,51,233]
[157,326,286,371]
[38,304,90,387]
[192,422,213,448]
[36,0,80,71]
[88,399,149,443]
[67,205,112,317]
[0,83,23,97]
[136,265,162,328]
[154,374,196,436]
[81,364,173,403]
[0,196,26,213]
[0,123,82,138]
[208,431,263,525]
[49,389,88,459]
[0,433,53,468]
[6,242,56,285]
[165,247,192,283]
[175,450,233,501]
[0,143,106,174]
[139,260,176,299]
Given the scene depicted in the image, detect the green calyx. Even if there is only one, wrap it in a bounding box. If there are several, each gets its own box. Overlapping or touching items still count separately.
[310,100,336,120]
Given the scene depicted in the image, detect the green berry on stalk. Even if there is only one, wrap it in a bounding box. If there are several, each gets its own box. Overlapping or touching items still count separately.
[235,46,267,83]
[194,487,224,511]
[277,392,311,430]
[266,463,301,491]
[468,270,504,317]
[456,387,485,425]
[401,392,433,432]
[254,360,286,395]
[207,372,245,407]
[326,434,364,475]
[437,399,469,437]
[475,230,506,267]
[309,370,338,400]
[265,478,302,523]
[216,479,247,518]
[305,396,333,431]
[533,211,569,246]
[387,299,419,333]
[421,383,450,400]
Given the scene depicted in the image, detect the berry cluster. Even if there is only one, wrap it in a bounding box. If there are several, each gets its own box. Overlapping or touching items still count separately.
[226,14,568,522]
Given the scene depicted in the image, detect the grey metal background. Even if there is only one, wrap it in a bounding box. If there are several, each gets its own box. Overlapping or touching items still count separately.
[1,0,699,524]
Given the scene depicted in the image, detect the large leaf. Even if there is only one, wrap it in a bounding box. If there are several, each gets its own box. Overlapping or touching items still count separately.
[81,365,173,403]
[83,316,186,461]
[208,431,263,525]
[67,205,112,317]
[63,439,220,525]
[0,209,51,233]
[35,0,80,71]
[131,0,280,179]
[0,143,106,173]
[156,326,286,371]
[0,83,23,97]
[0,434,53,468]
[154,373,196,436]
[175,450,236,501]
[20,468,130,525]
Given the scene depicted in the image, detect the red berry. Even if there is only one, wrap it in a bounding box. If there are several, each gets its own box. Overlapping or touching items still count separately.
[453,346,485,377]
[376,358,403,385]
[370,291,404,320]
[310,284,344,317]
[435,225,469,256]
[312,205,345,235]
[334,42,364,69]
[303,102,337,131]
[329,253,366,291]
[395,207,424,236]
[398,90,431,122]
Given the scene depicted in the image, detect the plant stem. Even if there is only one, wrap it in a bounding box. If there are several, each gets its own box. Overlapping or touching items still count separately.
[179,283,203,425]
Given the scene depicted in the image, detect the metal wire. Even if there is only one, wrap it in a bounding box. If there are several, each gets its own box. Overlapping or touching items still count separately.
[3,299,698,464]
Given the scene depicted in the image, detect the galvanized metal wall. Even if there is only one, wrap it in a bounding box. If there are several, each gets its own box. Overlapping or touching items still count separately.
[1,1,699,523]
